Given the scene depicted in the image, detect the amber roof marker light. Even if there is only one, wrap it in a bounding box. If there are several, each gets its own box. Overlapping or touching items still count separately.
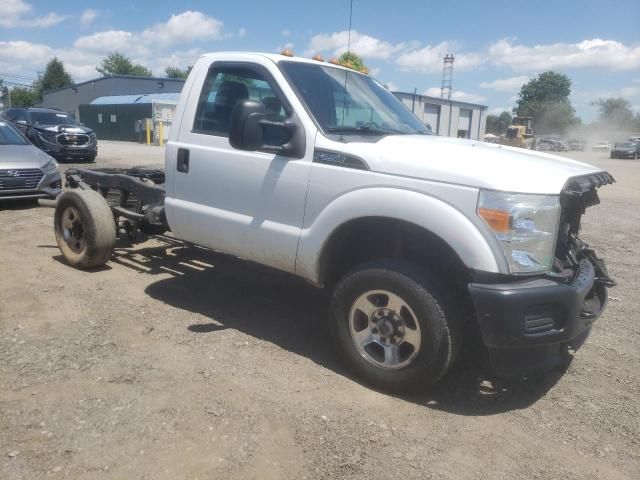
[280,49,294,57]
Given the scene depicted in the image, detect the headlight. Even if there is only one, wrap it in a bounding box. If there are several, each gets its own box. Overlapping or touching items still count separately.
[38,131,58,143]
[43,159,58,173]
[477,190,560,274]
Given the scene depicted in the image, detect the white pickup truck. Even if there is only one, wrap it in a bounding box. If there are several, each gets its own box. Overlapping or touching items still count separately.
[54,52,615,392]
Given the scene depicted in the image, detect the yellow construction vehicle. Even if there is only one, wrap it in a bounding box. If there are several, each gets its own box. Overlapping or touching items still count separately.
[499,116,534,149]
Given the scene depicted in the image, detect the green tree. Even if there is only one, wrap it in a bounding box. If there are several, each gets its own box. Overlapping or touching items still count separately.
[486,111,512,135]
[9,87,39,107]
[515,71,577,134]
[164,66,191,79]
[96,52,152,77]
[591,97,634,127]
[338,52,369,74]
[36,57,73,96]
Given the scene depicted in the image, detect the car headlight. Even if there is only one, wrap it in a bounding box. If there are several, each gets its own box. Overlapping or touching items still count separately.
[38,131,58,143]
[43,158,58,173]
[477,190,560,274]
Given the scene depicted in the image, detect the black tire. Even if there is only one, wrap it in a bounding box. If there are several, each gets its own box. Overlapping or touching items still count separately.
[54,189,116,268]
[87,155,97,163]
[330,260,462,393]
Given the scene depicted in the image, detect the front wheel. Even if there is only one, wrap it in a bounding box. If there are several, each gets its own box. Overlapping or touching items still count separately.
[330,260,461,393]
[54,189,116,268]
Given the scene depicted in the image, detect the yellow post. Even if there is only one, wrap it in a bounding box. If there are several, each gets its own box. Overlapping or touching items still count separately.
[158,121,164,146]
[145,119,151,145]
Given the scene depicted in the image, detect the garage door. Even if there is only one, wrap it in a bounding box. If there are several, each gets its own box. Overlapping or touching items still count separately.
[457,108,472,138]
[424,103,440,134]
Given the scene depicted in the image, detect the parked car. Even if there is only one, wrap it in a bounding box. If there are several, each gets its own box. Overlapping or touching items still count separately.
[52,51,615,392]
[568,139,585,151]
[610,142,640,159]
[537,138,568,152]
[0,120,62,200]
[592,141,611,152]
[1,107,97,162]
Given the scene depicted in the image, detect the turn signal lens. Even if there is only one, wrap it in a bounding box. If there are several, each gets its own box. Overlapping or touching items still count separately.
[478,207,510,232]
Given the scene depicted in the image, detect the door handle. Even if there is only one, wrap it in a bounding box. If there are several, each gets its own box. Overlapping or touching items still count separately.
[177,148,189,173]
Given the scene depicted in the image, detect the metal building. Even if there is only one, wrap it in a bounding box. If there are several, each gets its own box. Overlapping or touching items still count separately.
[79,93,179,143]
[393,91,487,140]
[36,75,185,121]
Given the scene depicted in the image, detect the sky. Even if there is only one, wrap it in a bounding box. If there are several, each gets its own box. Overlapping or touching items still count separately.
[1,0,639,122]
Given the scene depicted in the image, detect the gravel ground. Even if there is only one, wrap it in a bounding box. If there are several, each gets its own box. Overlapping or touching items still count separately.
[1,145,638,479]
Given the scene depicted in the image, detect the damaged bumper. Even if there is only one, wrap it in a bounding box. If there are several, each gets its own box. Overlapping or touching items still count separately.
[469,253,613,376]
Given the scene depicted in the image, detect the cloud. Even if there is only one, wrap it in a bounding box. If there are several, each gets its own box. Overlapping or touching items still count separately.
[140,10,225,46]
[281,29,291,37]
[1,10,229,82]
[238,27,247,38]
[0,0,67,28]
[397,43,484,73]
[306,30,407,60]
[74,30,138,53]
[80,9,98,27]
[487,38,640,72]
[423,87,486,103]
[479,76,529,92]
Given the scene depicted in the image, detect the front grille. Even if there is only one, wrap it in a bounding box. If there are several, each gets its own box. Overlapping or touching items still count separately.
[0,168,44,191]
[57,133,90,146]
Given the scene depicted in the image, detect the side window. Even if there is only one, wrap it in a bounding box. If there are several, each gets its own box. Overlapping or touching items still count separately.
[193,65,290,145]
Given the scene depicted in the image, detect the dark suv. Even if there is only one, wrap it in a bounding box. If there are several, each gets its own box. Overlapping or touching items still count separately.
[2,108,97,162]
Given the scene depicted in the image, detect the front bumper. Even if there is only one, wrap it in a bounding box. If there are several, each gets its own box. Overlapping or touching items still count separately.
[611,151,636,158]
[36,136,97,160]
[0,169,62,201]
[468,256,610,376]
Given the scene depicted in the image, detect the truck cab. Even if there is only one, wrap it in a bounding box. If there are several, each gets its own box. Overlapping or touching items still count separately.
[54,52,615,392]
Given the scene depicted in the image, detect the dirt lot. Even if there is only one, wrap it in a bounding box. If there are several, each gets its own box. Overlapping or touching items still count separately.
[1,144,639,479]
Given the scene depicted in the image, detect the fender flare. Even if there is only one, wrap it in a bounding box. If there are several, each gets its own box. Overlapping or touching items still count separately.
[296,187,503,284]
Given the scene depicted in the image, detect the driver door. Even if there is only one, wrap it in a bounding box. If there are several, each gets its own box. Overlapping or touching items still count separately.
[167,60,313,273]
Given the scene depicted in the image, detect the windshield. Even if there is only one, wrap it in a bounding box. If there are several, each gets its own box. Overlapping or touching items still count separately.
[30,111,77,126]
[279,61,430,136]
[0,121,29,145]
[616,143,635,148]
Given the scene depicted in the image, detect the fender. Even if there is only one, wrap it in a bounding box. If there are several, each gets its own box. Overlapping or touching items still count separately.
[296,187,502,284]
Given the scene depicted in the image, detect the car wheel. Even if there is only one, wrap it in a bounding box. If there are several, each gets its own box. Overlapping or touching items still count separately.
[54,189,115,268]
[87,155,97,163]
[330,260,462,393]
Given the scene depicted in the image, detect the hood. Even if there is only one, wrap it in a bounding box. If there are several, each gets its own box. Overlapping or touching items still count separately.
[34,124,94,135]
[0,144,55,169]
[338,135,604,195]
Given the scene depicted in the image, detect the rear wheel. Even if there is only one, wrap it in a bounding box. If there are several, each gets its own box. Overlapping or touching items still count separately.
[54,189,115,268]
[330,260,461,393]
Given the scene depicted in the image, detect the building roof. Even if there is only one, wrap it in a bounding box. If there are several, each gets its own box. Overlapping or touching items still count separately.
[393,91,487,109]
[43,74,186,95]
[90,93,180,105]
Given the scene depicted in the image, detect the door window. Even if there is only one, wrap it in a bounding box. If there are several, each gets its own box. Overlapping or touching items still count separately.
[193,66,290,146]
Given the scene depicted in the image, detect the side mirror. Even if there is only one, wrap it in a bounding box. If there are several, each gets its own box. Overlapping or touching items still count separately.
[15,119,27,125]
[229,99,306,158]
[229,100,265,151]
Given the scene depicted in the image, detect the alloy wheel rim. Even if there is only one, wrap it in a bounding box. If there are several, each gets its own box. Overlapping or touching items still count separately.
[348,289,422,369]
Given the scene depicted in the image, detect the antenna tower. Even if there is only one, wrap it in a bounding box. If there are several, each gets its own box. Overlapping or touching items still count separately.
[441,53,455,100]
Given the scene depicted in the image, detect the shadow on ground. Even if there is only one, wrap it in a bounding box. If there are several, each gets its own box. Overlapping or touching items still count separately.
[103,236,568,415]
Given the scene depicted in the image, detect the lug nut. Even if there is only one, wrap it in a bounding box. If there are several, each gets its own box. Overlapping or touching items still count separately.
[372,328,378,334]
